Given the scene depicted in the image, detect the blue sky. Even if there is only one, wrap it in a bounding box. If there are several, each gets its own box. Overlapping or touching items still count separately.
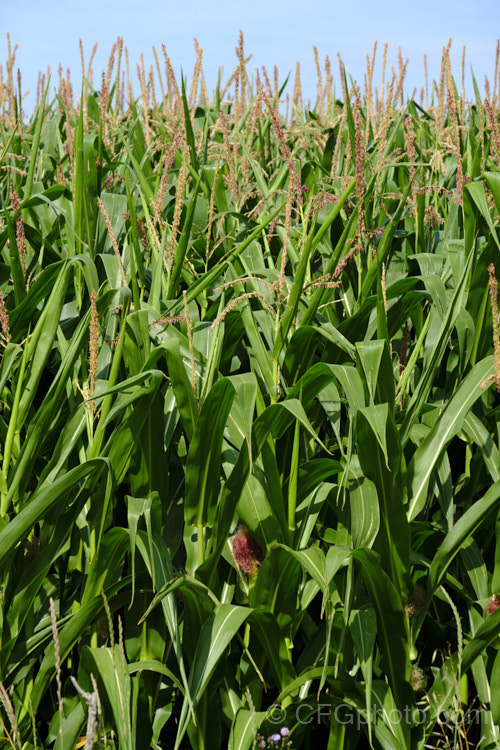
[2,0,499,114]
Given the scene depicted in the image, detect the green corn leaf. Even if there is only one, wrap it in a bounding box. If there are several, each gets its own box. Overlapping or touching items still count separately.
[0,458,109,570]
[349,608,377,746]
[272,178,356,361]
[349,475,380,550]
[356,404,411,596]
[400,247,474,447]
[427,480,500,597]
[83,645,133,750]
[175,604,252,749]
[166,168,202,299]
[427,605,500,721]
[164,337,199,442]
[228,708,268,750]
[407,356,495,520]
[490,649,500,725]
[184,377,235,527]
[352,549,414,727]
[27,581,132,719]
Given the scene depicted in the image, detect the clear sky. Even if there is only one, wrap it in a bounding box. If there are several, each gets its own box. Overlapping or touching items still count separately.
[2,0,499,115]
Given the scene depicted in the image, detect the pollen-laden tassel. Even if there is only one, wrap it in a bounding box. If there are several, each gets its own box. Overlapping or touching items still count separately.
[70,676,99,750]
[291,62,303,125]
[397,321,410,409]
[189,38,203,109]
[219,109,238,207]
[404,116,417,206]
[165,146,189,271]
[49,597,64,744]
[488,264,500,392]
[0,680,21,749]
[183,290,198,403]
[353,92,366,242]
[6,33,17,131]
[484,97,500,169]
[313,46,323,119]
[152,131,183,230]
[365,42,377,138]
[381,263,388,318]
[88,290,99,413]
[446,54,464,204]
[10,187,26,279]
[375,75,395,189]
[17,69,24,142]
[0,290,11,346]
[97,198,128,287]
[115,36,124,118]
[138,52,151,145]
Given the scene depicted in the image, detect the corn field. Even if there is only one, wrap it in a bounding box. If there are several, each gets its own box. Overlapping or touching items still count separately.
[1,33,500,750]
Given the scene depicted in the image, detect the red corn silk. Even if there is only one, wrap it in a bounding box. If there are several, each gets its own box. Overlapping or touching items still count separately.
[487,594,500,616]
[232,526,263,576]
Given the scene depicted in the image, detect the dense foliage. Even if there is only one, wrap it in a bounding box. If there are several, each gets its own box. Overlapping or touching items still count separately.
[1,35,500,750]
